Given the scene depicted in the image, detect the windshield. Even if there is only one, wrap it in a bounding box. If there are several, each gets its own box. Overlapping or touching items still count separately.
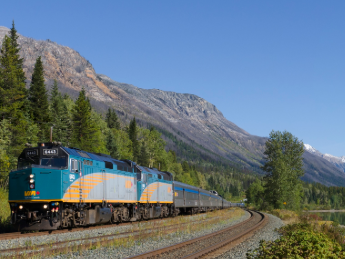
[41,157,68,168]
[18,158,39,170]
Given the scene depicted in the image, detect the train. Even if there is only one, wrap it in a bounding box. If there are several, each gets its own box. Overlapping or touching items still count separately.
[8,142,243,231]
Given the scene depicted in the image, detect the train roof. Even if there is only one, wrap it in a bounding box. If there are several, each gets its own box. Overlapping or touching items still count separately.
[62,147,129,167]
[63,147,173,180]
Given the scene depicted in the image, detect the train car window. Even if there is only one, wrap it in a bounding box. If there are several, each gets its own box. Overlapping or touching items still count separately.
[127,167,132,173]
[137,172,141,180]
[148,174,152,178]
[105,161,113,169]
[118,165,123,171]
[158,175,162,179]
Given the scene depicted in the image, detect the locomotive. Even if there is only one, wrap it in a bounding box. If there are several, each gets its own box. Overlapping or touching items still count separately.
[8,142,239,231]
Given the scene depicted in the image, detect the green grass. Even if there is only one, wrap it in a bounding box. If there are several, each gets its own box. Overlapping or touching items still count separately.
[0,188,14,233]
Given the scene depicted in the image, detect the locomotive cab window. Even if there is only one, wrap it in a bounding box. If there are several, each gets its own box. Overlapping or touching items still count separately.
[41,157,67,168]
[18,157,39,170]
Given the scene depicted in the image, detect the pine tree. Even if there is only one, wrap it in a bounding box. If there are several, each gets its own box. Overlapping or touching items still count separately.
[28,56,50,141]
[50,80,72,145]
[50,79,60,103]
[128,117,139,162]
[0,37,27,115]
[0,22,38,165]
[105,108,120,129]
[106,130,120,159]
[71,88,102,152]
[261,130,305,210]
[138,142,149,166]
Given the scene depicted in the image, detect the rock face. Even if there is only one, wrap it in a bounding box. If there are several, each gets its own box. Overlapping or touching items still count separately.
[1,26,344,186]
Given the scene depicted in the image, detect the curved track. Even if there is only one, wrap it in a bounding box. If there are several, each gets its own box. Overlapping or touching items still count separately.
[127,210,267,259]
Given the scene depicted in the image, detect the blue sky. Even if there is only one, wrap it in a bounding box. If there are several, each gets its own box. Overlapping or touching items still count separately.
[1,1,344,156]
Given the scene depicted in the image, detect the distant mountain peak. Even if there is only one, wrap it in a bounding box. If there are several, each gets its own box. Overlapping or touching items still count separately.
[304,144,318,153]
[304,144,345,173]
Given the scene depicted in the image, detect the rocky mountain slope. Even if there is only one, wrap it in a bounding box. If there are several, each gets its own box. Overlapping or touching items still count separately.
[1,26,344,186]
[304,144,345,173]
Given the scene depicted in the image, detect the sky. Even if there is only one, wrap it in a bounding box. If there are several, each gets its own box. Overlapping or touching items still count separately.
[1,1,344,156]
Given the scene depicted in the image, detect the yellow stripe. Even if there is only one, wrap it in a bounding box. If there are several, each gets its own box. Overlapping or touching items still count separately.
[85,177,110,180]
[66,190,91,194]
[80,179,103,183]
[70,185,94,189]
[9,200,63,202]
[73,182,98,186]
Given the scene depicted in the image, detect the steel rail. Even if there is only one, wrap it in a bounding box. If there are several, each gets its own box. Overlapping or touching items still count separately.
[126,210,267,259]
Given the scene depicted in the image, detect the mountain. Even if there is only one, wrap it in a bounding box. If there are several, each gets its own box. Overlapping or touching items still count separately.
[304,144,345,173]
[1,26,345,186]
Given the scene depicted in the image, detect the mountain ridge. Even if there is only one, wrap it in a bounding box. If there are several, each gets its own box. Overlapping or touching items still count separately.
[1,25,344,186]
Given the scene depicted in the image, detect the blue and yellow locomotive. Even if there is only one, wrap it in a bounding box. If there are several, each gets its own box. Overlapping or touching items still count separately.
[9,142,235,231]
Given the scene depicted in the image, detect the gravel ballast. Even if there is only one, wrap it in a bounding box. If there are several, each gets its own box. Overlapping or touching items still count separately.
[0,212,219,251]
[214,213,285,259]
[0,211,284,258]
[45,209,250,258]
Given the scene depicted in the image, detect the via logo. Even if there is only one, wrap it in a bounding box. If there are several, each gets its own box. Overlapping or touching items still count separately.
[69,174,75,182]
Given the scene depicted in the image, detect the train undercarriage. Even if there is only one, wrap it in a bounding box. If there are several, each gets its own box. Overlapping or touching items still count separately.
[11,202,180,231]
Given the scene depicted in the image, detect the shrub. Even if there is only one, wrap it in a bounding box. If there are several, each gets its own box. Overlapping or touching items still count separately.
[247,223,345,258]
[270,209,297,220]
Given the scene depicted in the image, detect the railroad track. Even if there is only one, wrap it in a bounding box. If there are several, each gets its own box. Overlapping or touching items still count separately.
[0,210,230,258]
[127,210,267,259]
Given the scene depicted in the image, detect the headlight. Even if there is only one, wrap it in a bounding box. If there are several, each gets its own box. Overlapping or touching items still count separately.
[43,204,48,209]
[30,174,34,178]
[29,179,34,183]
[19,205,23,210]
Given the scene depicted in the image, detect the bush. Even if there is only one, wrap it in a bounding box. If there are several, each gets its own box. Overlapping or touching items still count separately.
[270,209,297,220]
[247,223,345,258]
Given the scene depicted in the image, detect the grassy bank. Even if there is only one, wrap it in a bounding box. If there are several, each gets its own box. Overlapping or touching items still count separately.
[0,188,14,233]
